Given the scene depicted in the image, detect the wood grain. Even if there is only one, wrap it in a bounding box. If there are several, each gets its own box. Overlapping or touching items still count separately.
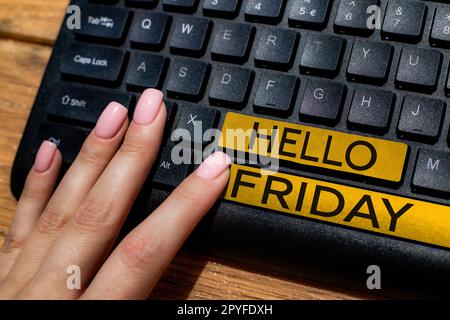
[0,0,369,299]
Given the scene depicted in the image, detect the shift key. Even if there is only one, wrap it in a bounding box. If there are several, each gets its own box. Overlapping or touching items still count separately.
[60,43,126,84]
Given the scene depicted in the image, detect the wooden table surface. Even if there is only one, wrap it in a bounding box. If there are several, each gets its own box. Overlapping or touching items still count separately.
[0,0,369,300]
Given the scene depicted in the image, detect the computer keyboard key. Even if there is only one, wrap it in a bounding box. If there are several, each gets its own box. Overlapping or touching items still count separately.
[254,28,299,70]
[163,0,198,12]
[166,59,209,101]
[300,34,345,77]
[397,95,445,143]
[300,80,346,125]
[125,0,158,8]
[203,0,241,18]
[289,0,330,30]
[129,12,171,50]
[395,48,442,93]
[172,104,219,143]
[412,149,450,196]
[334,0,379,36]
[152,142,190,188]
[430,7,450,48]
[47,86,133,127]
[75,5,130,43]
[34,124,90,164]
[347,88,395,134]
[211,22,254,63]
[245,0,286,24]
[125,52,168,91]
[253,72,299,117]
[169,17,212,57]
[60,43,126,84]
[209,66,254,108]
[381,0,427,43]
[347,41,393,84]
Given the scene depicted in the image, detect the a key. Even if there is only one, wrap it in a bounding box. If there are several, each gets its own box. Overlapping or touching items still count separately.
[412,149,450,197]
[254,28,299,70]
[60,43,126,84]
[254,72,299,117]
[245,0,286,24]
[166,58,210,101]
[125,52,168,91]
[125,0,158,8]
[211,22,254,64]
[203,0,241,18]
[347,40,393,84]
[334,0,379,36]
[33,124,90,164]
[163,0,199,13]
[169,17,212,57]
[75,5,130,44]
[299,80,346,125]
[397,95,445,143]
[381,0,427,43]
[152,142,191,188]
[430,6,450,48]
[289,0,330,30]
[209,66,254,108]
[395,48,442,93]
[347,88,395,134]
[129,11,171,50]
[47,85,133,127]
[299,34,345,77]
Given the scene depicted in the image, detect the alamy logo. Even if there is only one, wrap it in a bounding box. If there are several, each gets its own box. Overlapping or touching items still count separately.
[66,5,81,30]
[66,265,81,290]
[366,265,381,290]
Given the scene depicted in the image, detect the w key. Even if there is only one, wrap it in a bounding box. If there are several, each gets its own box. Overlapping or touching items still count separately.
[169,17,212,57]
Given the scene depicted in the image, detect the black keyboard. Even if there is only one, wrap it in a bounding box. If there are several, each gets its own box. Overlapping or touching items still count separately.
[11,0,450,298]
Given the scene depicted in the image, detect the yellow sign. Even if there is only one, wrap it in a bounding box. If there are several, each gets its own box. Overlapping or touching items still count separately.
[224,165,450,249]
[219,113,409,182]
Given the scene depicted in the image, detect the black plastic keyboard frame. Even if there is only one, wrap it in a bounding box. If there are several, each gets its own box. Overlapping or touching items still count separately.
[10,0,450,298]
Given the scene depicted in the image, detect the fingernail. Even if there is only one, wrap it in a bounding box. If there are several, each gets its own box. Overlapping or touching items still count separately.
[95,102,128,139]
[133,89,164,125]
[34,141,57,173]
[196,152,231,180]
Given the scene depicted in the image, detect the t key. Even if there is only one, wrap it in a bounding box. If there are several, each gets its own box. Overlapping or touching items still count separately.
[413,149,450,197]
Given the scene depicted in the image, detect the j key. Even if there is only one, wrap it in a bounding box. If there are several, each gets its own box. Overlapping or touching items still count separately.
[381,0,427,43]
[33,124,89,164]
[397,95,445,143]
[152,142,190,188]
[300,34,345,77]
[163,0,198,13]
[169,17,212,57]
[47,85,133,127]
[209,66,254,108]
[75,5,130,43]
[347,41,393,84]
[166,58,209,101]
[347,88,395,134]
[430,7,450,48]
[289,0,330,30]
[300,80,346,125]
[395,48,442,93]
[60,43,126,84]
[129,12,171,50]
[125,0,158,8]
[245,0,286,24]
[211,22,254,63]
[412,149,450,197]
[254,72,299,117]
[172,104,219,144]
[125,52,168,91]
[254,28,299,70]
[203,0,241,18]
[334,0,379,36]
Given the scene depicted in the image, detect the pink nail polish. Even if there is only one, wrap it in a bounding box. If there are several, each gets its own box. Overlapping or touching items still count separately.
[196,152,231,180]
[95,102,128,139]
[34,141,57,173]
[133,89,164,125]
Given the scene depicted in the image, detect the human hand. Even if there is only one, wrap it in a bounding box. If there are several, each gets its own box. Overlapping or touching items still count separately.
[0,89,230,299]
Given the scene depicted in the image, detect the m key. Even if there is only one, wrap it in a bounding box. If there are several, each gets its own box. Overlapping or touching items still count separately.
[413,149,450,197]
